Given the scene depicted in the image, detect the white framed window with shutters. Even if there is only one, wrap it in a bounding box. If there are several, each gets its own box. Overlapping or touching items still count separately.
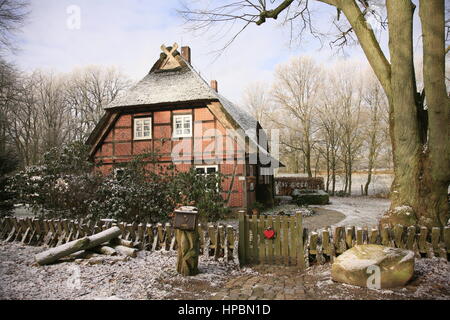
[134,117,152,140]
[173,114,192,138]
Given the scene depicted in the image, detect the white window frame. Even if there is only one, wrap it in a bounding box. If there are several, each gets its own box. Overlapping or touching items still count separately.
[134,117,152,140]
[195,165,219,175]
[173,114,193,138]
[195,165,219,191]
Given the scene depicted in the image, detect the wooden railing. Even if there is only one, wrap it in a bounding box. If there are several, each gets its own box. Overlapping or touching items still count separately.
[0,217,236,262]
[238,211,450,270]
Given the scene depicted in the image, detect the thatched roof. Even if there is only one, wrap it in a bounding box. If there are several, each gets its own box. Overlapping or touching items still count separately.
[106,48,258,135]
[89,44,283,167]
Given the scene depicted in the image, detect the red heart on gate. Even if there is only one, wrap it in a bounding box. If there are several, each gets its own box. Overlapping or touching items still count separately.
[263,229,275,239]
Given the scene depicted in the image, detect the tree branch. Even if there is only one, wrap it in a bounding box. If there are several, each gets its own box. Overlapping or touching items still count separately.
[255,0,295,25]
[337,0,392,98]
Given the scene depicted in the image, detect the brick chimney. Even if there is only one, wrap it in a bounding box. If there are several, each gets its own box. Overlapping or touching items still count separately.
[181,46,191,64]
[211,80,218,92]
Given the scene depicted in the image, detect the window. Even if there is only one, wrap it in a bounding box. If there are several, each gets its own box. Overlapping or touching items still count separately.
[196,165,219,191]
[173,115,192,138]
[134,117,152,140]
[195,165,218,175]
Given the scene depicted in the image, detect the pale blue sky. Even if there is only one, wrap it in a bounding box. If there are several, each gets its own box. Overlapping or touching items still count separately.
[8,0,424,104]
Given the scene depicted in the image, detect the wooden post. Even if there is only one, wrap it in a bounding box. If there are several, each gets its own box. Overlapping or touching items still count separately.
[145,224,153,251]
[214,225,222,260]
[309,232,318,262]
[444,227,450,261]
[267,216,275,265]
[274,216,281,264]
[295,211,305,271]
[345,226,354,249]
[381,226,392,247]
[334,226,345,254]
[208,224,216,257]
[369,228,379,244]
[156,223,164,250]
[406,225,416,251]
[251,214,258,264]
[226,225,235,262]
[258,216,266,264]
[431,227,441,258]
[322,229,331,259]
[393,224,405,248]
[176,228,200,276]
[418,226,428,257]
[356,227,363,245]
[282,216,289,265]
[165,223,172,251]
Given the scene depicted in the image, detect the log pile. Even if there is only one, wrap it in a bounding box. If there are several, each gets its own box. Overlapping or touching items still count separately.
[34,226,139,265]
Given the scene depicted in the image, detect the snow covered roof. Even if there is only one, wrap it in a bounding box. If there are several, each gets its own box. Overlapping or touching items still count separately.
[93,44,282,166]
[106,45,259,135]
[106,63,218,109]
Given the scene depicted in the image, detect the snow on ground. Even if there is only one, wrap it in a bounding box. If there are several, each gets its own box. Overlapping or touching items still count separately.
[0,241,253,300]
[313,196,391,228]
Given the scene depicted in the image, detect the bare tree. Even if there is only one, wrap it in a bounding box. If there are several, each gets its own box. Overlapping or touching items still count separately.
[0,0,29,55]
[362,71,389,195]
[327,65,365,195]
[6,71,41,166]
[271,56,322,178]
[65,66,131,141]
[179,0,450,228]
[242,81,272,129]
[317,92,341,194]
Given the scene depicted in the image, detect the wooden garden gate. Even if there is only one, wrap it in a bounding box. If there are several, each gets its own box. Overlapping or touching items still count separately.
[238,211,306,270]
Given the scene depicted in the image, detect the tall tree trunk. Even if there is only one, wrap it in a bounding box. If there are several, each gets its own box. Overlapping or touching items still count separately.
[347,155,352,196]
[418,0,450,227]
[326,146,330,192]
[364,160,373,196]
[380,0,449,228]
[381,0,422,227]
[305,139,312,178]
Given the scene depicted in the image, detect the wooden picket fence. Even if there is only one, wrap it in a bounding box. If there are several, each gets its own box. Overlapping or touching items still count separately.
[0,216,236,262]
[238,210,450,270]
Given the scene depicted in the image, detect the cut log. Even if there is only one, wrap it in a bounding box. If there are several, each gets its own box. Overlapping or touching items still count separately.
[111,245,138,257]
[110,238,136,248]
[35,227,121,265]
[90,246,117,256]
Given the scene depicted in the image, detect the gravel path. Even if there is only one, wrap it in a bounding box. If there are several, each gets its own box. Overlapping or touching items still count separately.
[313,196,390,227]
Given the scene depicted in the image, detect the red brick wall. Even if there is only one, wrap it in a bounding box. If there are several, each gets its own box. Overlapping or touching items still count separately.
[93,106,249,209]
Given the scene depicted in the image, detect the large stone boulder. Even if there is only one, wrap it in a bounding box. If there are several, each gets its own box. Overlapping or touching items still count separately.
[331,244,414,289]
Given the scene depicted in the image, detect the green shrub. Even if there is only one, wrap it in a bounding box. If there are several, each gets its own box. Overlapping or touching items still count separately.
[8,143,229,223]
[7,143,102,219]
[174,168,229,222]
[293,190,330,206]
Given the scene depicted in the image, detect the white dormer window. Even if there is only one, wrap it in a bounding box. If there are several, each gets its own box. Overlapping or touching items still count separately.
[134,117,152,140]
[173,114,192,138]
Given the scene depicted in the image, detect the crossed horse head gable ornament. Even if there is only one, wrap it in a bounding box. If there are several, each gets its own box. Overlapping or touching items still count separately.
[159,43,183,70]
